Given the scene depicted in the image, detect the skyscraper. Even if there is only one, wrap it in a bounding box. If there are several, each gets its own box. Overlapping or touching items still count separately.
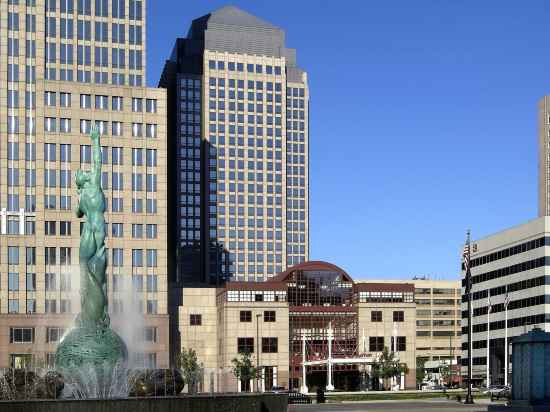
[0,0,169,368]
[160,5,309,287]
[539,95,550,216]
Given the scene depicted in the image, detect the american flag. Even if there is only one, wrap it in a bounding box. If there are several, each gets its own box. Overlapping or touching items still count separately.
[504,288,511,309]
[462,243,471,271]
[463,241,472,291]
[488,293,492,313]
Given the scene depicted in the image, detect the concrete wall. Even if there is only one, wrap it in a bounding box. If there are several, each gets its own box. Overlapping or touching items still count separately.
[0,394,288,412]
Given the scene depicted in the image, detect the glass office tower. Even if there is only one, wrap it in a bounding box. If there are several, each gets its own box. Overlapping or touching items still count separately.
[160,5,309,286]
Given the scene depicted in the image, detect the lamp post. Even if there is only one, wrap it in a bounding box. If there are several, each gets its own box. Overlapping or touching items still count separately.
[463,230,474,404]
[256,313,262,392]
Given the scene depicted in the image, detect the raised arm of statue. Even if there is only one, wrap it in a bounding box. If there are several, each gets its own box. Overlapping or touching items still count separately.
[90,125,101,187]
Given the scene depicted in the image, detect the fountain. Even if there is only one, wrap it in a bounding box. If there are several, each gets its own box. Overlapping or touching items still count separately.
[0,129,287,411]
[55,126,127,396]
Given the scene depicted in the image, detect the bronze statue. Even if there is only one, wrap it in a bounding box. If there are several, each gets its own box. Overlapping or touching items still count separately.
[56,127,126,371]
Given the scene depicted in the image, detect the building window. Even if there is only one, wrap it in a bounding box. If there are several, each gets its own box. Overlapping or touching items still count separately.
[391,336,407,352]
[190,314,202,326]
[60,221,71,236]
[237,337,254,354]
[393,311,404,322]
[262,337,278,353]
[44,221,56,236]
[264,310,276,322]
[240,310,252,322]
[10,327,34,343]
[371,311,382,322]
[143,327,157,343]
[146,98,157,113]
[369,336,384,352]
[146,300,157,314]
[8,273,19,291]
[46,327,65,343]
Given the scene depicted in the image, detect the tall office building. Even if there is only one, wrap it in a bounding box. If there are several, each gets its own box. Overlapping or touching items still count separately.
[160,5,309,286]
[460,217,550,385]
[539,95,550,216]
[0,0,169,368]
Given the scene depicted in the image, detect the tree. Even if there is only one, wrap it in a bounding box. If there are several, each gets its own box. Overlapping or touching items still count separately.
[416,358,426,388]
[374,347,409,390]
[439,363,450,386]
[231,352,260,392]
[175,347,204,394]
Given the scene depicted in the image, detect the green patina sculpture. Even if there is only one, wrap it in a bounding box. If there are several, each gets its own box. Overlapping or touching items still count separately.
[55,126,127,371]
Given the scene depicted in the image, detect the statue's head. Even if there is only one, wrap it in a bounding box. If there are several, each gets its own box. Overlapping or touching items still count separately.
[76,170,91,189]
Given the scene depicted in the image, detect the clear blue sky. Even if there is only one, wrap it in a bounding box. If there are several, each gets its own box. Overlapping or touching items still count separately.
[147,1,549,281]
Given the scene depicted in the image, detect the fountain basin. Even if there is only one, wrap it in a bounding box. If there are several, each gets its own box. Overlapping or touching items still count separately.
[0,393,288,412]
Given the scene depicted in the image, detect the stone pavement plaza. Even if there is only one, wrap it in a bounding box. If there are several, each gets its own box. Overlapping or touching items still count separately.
[290,399,498,412]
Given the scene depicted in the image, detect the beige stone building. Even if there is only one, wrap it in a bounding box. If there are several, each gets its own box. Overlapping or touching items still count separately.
[180,284,289,393]
[358,279,462,373]
[412,279,462,364]
[179,261,434,393]
[356,283,417,388]
[0,0,169,368]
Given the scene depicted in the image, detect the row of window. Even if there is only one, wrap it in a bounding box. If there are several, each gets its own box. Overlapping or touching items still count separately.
[39,144,158,166]
[415,288,460,295]
[41,118,158,138]
[225,290,287,303]
[44,92,157,113]
[416,320,455,327]
[359,292,414,304]
[417,309,460,317]
[209,123,284,137]
[43,18,143,45]
[10,194,157,215]
[416,299,460,305]
[238,310,277,323]
[40,170,157,193]
[113,274,158,293]
[208,61,282,75]
[370,310,405,322]
[466,313,550,334]
[237,337,278,354]
[417,331,460,337]
[5,296,160,315]
[10,324,155,347]
[5,66,141,88]
[467,295,548,318]
[465,257,547,287]
[468,275,547,303]
[5,246,158,268]
[7,116,157,138]
[18,272,160,293]
[465,237,546,270]
[19,0,143,19]
[367,336,407,352]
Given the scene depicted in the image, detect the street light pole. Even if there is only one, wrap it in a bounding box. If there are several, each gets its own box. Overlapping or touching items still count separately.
[256,313,262,392]
[463,230,474,404]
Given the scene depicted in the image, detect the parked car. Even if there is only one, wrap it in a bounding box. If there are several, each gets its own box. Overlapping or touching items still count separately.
[270,386,286,393]
[483,384,507,395]
[427,384,447,391]
[490,386,511,401]
[287,391,312,404]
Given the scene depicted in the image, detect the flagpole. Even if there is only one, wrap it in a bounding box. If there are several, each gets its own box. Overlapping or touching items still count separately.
[504,287,509,386]
[487,289,491,389]
[464,229,474,404]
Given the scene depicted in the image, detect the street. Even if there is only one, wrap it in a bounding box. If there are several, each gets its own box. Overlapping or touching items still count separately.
[289,399,497,412]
